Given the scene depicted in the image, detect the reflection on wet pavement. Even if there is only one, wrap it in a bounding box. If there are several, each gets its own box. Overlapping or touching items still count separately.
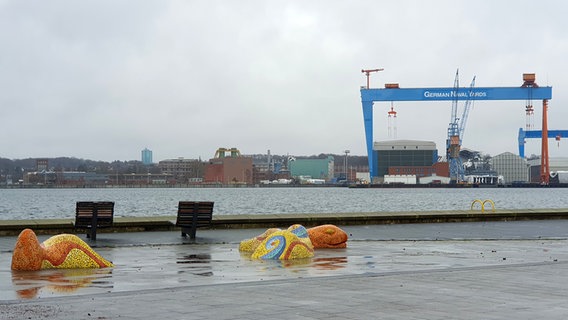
[11,268,113,299]
[177,253,213,277]
[312,256,348,270]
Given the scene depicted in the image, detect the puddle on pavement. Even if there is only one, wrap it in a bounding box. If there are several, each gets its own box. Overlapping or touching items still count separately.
[3,240,565,301]
[10,268,113,299]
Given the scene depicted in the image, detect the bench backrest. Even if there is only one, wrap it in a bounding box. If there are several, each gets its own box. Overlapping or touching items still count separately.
[75,201,114,228]
[176,201,214,228]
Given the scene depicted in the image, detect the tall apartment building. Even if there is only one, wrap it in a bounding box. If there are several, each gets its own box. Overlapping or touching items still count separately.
[141,148,153,165]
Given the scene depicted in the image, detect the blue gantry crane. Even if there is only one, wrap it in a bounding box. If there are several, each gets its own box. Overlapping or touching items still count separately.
[360,71,553,183]
[518,128,567,158]
[446,70,476,183]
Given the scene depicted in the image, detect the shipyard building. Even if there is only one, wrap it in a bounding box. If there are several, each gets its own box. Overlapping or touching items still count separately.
[288,156,335,183]
[374,140,445,183]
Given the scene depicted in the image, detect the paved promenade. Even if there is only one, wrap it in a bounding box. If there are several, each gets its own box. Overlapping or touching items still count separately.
[1,220,568,319]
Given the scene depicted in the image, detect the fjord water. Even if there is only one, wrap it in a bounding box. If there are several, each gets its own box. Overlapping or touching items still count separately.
[1,187,567,220]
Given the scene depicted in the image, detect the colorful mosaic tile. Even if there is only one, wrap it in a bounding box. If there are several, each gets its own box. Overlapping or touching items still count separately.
[11,229,114,271]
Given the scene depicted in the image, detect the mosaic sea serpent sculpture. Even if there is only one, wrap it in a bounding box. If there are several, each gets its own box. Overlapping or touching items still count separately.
[11,229,114,271]
[240,224,348,260]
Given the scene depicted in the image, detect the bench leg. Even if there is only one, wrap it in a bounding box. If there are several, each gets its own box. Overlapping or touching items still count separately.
[90,210,98,240]
[180,228,197,239]
[90,226,97,240]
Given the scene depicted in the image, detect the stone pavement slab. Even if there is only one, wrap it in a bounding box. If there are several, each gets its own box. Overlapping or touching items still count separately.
[1,258,567,319]
[1,221,568,319]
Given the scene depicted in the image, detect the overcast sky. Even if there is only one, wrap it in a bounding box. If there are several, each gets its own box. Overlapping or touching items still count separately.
[1,1,567,162]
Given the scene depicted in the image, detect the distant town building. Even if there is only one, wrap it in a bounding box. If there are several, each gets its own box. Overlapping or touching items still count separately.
[141,148,153,165]
[204,148,253,184]
[36,159,48,172]
[158,157,202,184]
[24,171,109,186]
[288,156,334,181]
[248,150,293,184]
[122,173,173,185]
[57,172,109,186]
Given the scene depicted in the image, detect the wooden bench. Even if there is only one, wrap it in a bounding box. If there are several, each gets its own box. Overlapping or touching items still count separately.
[175,201,214,239]
[75,201,114,240]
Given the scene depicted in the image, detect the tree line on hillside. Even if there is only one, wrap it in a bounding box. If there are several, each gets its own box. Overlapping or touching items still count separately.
[0,154,369,182]
[0,157,157,181]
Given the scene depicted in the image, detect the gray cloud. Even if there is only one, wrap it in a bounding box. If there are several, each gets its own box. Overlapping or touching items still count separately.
[1,0,567,161]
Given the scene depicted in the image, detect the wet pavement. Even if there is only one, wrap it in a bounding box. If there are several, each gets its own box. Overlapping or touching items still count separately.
[1,220,568,319]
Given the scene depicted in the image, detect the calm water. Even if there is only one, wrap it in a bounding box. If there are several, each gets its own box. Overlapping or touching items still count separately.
[1,187,567,220]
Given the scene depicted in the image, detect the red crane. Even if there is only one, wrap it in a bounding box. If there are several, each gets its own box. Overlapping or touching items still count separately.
[361,68,384,89]
[541,99,550,184]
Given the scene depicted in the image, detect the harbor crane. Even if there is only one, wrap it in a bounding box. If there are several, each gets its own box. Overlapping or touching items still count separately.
[361,68,384,89]
[447,70,476,183]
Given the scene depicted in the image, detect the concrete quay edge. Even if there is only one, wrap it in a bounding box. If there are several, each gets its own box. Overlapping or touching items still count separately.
[1,208,568,236]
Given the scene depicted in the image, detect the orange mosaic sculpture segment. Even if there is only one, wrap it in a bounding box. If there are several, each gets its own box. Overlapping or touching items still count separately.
[307,224,348,249]
[11,229,44,271]
[11,229,114,271]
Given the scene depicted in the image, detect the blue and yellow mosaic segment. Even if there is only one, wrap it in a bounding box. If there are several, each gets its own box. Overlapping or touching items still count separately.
[249,225,314,260]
